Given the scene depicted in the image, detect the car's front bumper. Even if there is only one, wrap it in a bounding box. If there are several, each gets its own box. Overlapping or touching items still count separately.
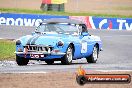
[14,51,66,55]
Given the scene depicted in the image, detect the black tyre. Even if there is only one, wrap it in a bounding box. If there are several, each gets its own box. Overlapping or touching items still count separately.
[45,60,54,65]
[86,45,99,63]
[16,55,29,66]
[61,45,73,65]
[76,75,87,85]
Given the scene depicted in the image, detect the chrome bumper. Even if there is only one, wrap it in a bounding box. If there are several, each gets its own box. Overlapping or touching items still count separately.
[14,51,66,55]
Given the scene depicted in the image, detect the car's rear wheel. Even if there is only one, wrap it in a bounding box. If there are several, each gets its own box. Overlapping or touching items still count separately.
[86,45,98,63]
[45,60,54,65]
[61,45,73,65]
[16,55,29,66]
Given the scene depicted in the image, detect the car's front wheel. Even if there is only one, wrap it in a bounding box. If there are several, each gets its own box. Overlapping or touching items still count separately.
[86,45,99,63]
[16,55,29,66]
[61,45,73,65]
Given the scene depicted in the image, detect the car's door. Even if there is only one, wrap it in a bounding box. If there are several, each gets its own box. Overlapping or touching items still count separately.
[79,32,94,57]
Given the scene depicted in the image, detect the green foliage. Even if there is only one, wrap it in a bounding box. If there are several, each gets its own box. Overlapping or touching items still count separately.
[0,40,15,60]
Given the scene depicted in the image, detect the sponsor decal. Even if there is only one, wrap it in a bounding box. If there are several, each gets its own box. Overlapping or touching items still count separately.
[0,13,68,26]
[69,16,132,30]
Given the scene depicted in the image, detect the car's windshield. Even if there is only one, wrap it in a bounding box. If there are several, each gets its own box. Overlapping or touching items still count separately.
[36,23,79,35]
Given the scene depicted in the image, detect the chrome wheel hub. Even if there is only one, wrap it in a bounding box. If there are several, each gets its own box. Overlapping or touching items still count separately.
[66,47,72,62]
[93,47,98,61]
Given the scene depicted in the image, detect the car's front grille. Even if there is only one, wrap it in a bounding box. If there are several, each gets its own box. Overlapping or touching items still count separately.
[24,45,53,52]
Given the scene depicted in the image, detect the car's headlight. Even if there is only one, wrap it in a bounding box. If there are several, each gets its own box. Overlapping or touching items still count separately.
[16,40,21,45]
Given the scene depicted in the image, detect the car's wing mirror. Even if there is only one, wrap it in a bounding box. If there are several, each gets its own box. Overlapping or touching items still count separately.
[82,32,89,36]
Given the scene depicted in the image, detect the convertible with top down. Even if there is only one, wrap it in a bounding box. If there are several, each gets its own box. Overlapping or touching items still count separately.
[15,18,102,65]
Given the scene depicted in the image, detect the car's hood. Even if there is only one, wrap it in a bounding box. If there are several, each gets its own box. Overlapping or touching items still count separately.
[19,33,72,46]
[35,35,63,46]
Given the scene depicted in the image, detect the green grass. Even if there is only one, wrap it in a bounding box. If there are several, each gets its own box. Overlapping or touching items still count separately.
[0,8,132,18]
[0,40,15,60]
[115,7,132,10]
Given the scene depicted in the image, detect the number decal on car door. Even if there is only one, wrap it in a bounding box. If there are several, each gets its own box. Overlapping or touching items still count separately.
[81,42,87,53]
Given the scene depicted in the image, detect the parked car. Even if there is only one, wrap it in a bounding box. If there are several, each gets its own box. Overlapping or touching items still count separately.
[15,18,102,65]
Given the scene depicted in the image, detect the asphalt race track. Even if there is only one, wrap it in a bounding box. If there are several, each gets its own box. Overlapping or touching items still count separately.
[0,25,132,73]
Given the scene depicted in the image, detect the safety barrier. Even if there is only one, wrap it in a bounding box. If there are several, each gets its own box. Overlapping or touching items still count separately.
[0,13,132,30]
[0,13,68,27]
[69,16,132,30]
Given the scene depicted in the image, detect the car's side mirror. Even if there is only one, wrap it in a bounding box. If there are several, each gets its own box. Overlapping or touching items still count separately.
[82,32,89,36]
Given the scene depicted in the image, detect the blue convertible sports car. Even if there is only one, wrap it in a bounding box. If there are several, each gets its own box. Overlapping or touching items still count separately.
[15,18,102,65]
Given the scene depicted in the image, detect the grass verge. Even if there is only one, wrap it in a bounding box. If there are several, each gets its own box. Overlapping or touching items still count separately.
[114,6,132,10]
[0,8,132,18]
[0,39,15,60]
